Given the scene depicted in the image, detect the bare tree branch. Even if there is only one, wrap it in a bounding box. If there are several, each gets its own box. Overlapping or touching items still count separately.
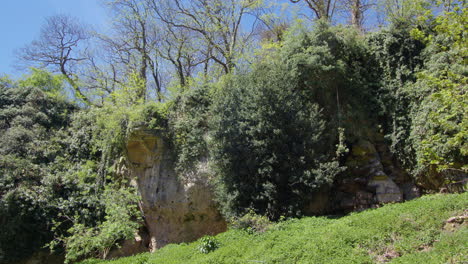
[17,14,91,104]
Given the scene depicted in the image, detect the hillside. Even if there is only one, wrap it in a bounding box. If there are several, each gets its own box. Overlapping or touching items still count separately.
[1,1,466,263]
[79,193,467,264]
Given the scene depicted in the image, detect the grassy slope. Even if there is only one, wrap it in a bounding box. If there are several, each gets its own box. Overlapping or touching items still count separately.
[80,193,467,264]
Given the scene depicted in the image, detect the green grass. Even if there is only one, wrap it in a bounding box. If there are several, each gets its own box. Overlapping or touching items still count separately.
[79,193,467,264]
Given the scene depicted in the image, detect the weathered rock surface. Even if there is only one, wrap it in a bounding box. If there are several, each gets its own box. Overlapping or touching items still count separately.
[120,128,420,256]
[332,137,420,213]
[126,128,226,252]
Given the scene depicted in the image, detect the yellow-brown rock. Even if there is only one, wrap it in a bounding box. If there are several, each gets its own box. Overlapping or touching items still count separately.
[126,128,226,251]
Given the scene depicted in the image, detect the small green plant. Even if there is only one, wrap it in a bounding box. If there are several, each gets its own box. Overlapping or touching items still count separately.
[197,236,220,254]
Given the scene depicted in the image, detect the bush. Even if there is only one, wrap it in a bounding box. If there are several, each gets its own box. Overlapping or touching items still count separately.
[408,4,467,183]
[58,184,141,263]
[367,23,425,170]
[230,209,273,233]
[197,236,220,254]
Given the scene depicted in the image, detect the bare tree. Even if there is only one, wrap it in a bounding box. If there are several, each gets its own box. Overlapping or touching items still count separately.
[76,47,123,105]
[289,0,339,20]
[344,0,373,30]
[102,0,163,101]
[152,0,262,74]
[158,26,207,88]
[17,14,91,104]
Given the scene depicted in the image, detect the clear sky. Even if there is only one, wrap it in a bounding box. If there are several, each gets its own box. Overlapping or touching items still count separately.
[0,0,108,77]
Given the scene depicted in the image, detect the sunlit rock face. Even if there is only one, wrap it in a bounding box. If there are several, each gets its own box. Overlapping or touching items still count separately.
[126,128,226,252]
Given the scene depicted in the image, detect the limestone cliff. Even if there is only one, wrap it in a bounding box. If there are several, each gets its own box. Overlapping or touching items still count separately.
[119,128,419,257]
[125,128,226,252]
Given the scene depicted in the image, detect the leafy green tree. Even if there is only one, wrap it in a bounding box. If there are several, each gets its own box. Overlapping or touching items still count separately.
[408,2,467,186]
[168,86,212,174]
[17,68,65,97]
[0,75,155,262]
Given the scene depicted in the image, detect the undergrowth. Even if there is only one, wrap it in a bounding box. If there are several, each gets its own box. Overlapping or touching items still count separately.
[79,193,467,264]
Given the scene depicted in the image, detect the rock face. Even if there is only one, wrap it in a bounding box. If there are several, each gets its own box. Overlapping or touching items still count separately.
[123,128,418,255]
[332,137,420,213]
[126,128,226,252]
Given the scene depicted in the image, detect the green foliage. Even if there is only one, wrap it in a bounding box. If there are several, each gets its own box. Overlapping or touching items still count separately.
[197,236,221,254]
[230,209,273,233]
[210,22,392,220]
[79,253,150,264]
[51,75,167,262]
[89,101,167,176]
[370,3,467,187]
[408,3,467,177]
[0,73,158,262]
[168,86,211,174]
[0,83,77,261]
[78,193,468,264]
[211,68,339,219]
[367,23,426,169]
[281,22,379,124]
[58,184,141,263]
[17,68,65,98]
[87,76,169,186]
[2,5,467,263]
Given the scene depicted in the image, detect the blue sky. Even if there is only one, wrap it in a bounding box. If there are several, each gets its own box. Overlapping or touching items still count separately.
[0,0,108,77]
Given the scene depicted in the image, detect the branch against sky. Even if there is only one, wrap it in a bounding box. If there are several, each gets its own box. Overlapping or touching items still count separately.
[289,0,340,20]
[16,14,91,104]
[151,0,264,74]
[101,0,160,101]
[343,0,373,30]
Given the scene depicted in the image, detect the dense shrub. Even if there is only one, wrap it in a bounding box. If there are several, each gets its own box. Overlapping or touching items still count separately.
[367,23,426,170]
[408,4,467,186]
[0,84,77,261]
[0,76,153,263]
[57,184,141,263]
[369,4,467,188]
[210,24,354,220]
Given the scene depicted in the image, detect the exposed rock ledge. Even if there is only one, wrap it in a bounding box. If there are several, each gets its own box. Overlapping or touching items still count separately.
[123,128,226,254]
